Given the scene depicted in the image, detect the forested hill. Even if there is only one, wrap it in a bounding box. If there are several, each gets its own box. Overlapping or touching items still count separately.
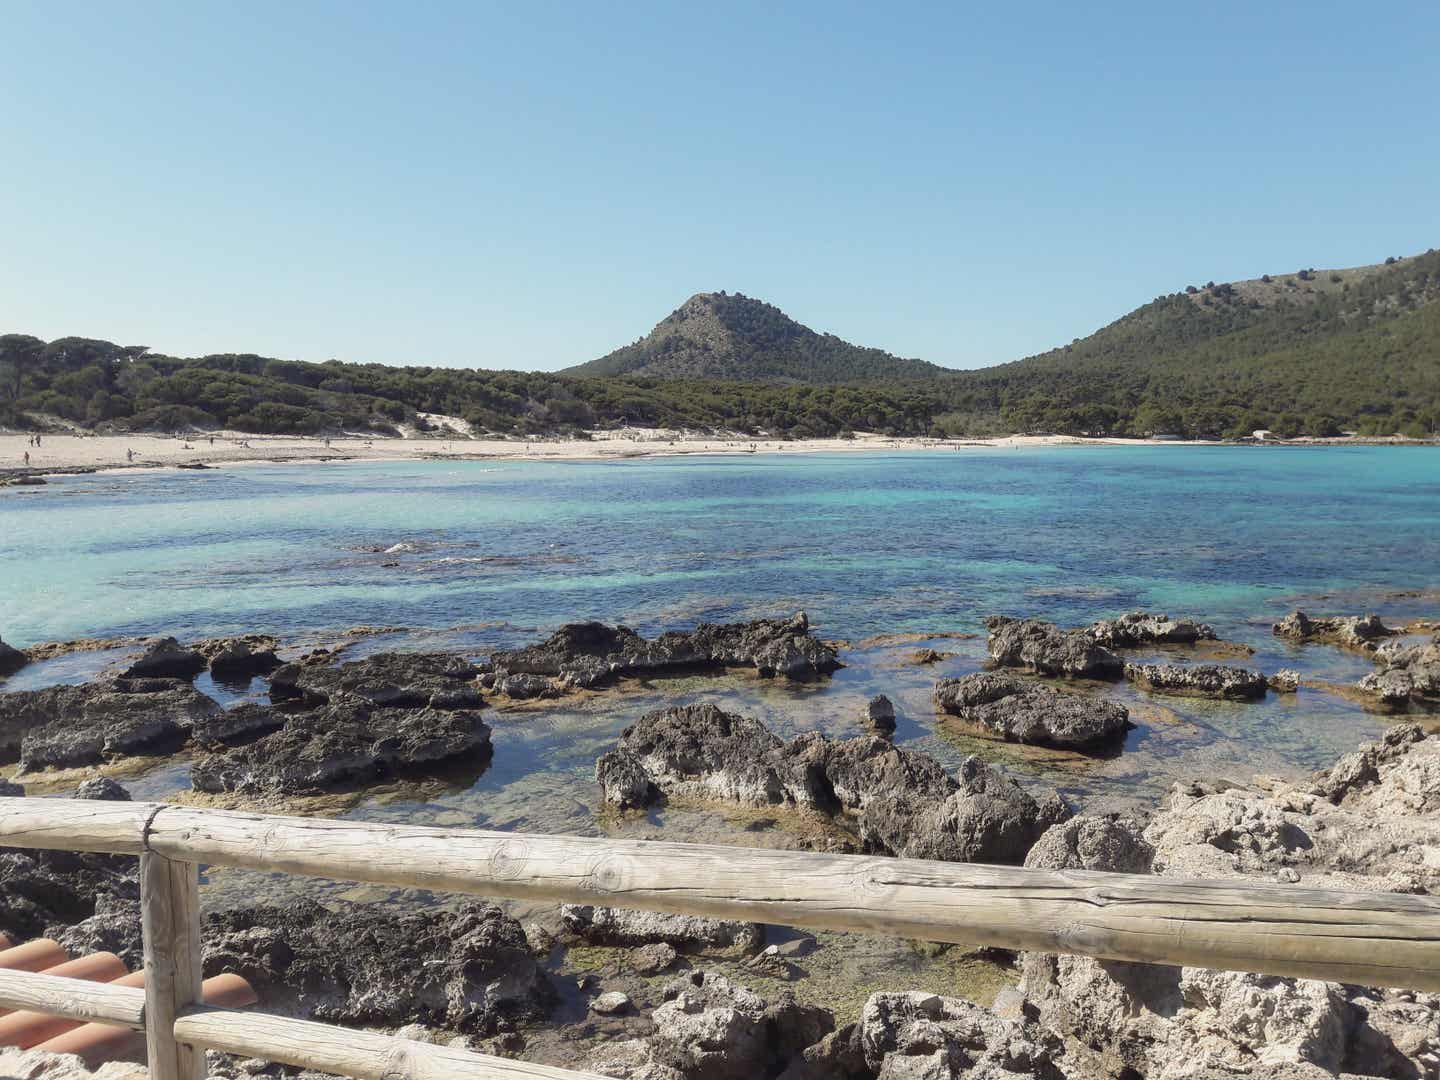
[564,292,945,381]
[1,248,1437,440]
[958,248,1440,437]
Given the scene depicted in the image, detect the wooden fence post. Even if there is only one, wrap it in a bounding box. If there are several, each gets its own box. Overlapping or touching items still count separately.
[141,852,204,1080]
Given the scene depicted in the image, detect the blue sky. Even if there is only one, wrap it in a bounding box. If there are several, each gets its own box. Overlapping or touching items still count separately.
[1,1,1436,372]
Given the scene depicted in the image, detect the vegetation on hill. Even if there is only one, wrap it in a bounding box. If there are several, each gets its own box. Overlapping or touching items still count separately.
[2,250,1436,440]
[564,291,944,381]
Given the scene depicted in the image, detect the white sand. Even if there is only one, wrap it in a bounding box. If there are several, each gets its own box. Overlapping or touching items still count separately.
[0,426,1406,477]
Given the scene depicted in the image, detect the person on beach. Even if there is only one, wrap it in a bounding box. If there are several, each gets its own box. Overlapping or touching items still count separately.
[23,451,29,465]
[126,448,134,462]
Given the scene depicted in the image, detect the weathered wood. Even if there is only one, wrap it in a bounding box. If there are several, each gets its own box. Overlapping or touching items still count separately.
[0,796,149,853]
[143,802,1440,991]
[0,967,145,1028]
[142,852,205,1080]
[5,797,1440,991]
[173,1005,609,1080]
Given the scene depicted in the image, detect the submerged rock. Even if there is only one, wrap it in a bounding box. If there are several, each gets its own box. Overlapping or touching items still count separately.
[0,677,221,771]
[1273,610,1398,652]
[191,703,491,797]
[985,616,1124,679]
[0,636,27,678]
[598,704,1069,864]
[1123,662,1268,700]
[561,905,763,954]
[269,651,484,710]
[121,637,207,680]
[1088,611,1217,647]
[934,672,1130,747]
[490,612,841,691]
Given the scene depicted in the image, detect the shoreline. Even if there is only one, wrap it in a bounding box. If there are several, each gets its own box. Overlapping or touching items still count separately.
[2,428,1437,482]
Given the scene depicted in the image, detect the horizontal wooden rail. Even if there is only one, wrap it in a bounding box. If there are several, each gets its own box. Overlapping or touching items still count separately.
[3,797,1440,991]
[174,1005,609,1080]
[0,967,146,1029]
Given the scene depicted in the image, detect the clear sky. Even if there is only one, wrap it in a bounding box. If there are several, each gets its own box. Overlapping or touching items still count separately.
[2,2,1436,372]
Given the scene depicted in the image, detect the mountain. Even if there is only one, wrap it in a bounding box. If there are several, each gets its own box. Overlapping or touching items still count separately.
[565,292,945,382]
[948,248,1440,437]
[3,250,1436,442]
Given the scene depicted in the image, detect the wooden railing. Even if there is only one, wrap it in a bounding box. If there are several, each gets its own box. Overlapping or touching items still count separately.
[4,796,1440,1079]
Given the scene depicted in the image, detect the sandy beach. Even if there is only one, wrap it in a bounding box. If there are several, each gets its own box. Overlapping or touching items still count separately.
[0,427,1430,479]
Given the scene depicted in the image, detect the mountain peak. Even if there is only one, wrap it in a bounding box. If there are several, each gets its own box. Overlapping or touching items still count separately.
[564,293,943,382]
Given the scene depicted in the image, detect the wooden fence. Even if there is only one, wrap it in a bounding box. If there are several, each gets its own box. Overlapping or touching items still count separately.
[4,796,1440,1079]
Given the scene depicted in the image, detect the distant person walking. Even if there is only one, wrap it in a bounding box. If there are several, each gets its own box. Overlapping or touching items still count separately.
[23,451,30,465]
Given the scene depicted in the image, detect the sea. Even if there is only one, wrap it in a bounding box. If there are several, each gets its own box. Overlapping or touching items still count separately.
[2,445,1438,1007]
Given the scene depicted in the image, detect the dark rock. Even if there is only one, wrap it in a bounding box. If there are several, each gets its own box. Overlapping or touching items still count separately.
[203,898,552,1034]
[600,704,1069,864]
[269,651,484,711]
[1274,610,1398,652]
[48,894,144,969]
[561,905,763,954]
[934,672,1130,747]
[0,787,139,949]
[1123,662,1268,700]
[191,703,491,797]
[985,616,1124,679]
[491,612,841,690]
[0,678,221,771]
[0,637,26,678]
[122,637,207,680]
[190,703,288,749]
[0,779,22,796]
[74,776,132,801]
[198,635,281,677]
[1088,610,1217,647]
[866,694,896,731]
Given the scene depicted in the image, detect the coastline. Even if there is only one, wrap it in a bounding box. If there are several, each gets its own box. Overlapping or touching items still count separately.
[1,427,1436,481]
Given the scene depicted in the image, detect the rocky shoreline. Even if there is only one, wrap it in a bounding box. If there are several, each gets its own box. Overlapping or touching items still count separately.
[3,606,1440,1078]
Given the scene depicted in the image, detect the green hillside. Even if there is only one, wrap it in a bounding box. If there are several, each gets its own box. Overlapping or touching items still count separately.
[565,291,944,381]
[2,249,1437,441]
[953,249,1440,437]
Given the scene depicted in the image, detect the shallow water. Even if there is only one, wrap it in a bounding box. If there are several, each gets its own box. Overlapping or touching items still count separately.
[2,447,1439,1022]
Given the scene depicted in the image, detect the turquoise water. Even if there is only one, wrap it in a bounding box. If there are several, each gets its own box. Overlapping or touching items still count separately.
[2,445,1439,844]
[3,446,1438,648]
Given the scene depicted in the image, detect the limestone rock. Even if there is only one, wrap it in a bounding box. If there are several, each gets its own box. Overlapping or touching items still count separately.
[934,673,1130,747]
[561,905,763,954]
[985,616,1124,679]
[1088,611,1217,647]
[1273,610,1397,652]
[598,703,1069,864]
[1124,662,1268,700]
